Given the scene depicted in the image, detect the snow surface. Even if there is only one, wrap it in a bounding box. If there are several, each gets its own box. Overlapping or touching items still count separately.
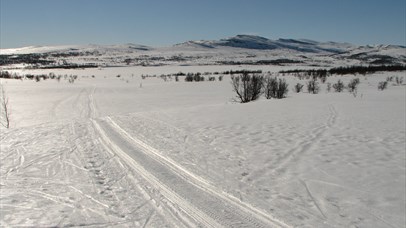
[1,65,405,227]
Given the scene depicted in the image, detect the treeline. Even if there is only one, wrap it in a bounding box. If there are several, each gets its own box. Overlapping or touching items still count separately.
[0,54,99,69]
[37,63,98,69]
[280,64,406,77]
[0,54,54,65]
[217,59,302,65]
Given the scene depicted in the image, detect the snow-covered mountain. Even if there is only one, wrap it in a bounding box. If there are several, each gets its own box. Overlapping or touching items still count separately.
[1,35,405,68]
[176,34,355,54]
[0,43,152,55]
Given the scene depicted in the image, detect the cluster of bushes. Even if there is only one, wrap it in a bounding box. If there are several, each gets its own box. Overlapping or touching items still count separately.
[0,71,79,83]
[230,71,387,103]
[377,75,404,91]
[293,77,358,94]
[302,74,404,94]
[185,72,205,82]
[306,79,320,94]
[263,77,289,99]
[231,73,288,103]
[0,71,23,79]
[184,73,224,82]
[303,78,360,94]
[386,76,404,85]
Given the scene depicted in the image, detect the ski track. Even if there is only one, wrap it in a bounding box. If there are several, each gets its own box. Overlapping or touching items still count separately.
[1,85,174,227]
[50,88,86,118]
[3,71,404,227]
[92,116,291,227]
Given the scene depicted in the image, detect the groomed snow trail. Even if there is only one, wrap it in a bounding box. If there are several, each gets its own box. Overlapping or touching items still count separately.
[92,117,290,228]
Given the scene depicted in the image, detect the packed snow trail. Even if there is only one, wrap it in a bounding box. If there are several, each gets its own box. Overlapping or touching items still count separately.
[92,117,290,227]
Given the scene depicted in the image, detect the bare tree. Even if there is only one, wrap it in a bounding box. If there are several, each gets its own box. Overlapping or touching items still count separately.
[231,72,264,103]
[0,83,10,128]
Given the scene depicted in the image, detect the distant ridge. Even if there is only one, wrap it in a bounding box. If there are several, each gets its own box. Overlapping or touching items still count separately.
[175,34,355,54]
[1,34,405,67]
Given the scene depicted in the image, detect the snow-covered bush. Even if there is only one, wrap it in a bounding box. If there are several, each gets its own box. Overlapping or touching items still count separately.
[231,73,264,103]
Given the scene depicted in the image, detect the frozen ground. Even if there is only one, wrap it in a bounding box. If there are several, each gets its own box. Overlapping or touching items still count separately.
[0,66,405,227]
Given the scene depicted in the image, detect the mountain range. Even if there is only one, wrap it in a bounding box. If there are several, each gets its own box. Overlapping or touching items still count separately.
[1,35,405,68]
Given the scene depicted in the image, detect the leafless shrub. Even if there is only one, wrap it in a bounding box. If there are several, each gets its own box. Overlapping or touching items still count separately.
[327,82,332,92]
[294,83,304,93]
[332,80,345,92]
[386,76,394,82]
[307,79,320,94]
[347,78,360,93]
[231,72,264,103]
[263,77,289,99]
[395,76,404,85]
[378,81,388,90]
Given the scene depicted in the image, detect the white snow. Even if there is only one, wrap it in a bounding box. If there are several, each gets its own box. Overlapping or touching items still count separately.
[0,65,405,227]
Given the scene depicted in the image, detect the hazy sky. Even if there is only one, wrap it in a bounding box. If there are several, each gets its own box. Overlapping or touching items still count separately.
[1,0,405,48]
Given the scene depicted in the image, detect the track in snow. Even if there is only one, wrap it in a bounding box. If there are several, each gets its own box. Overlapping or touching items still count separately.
[92,116,290,228]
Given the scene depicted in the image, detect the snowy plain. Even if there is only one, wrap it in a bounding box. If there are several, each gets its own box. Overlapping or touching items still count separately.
[0,64,405,227]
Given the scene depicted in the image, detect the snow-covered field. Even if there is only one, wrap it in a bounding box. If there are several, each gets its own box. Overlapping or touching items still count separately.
[1,65,405,227]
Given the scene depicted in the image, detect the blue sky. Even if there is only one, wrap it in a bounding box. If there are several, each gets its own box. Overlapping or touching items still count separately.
[1,0,405,48]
